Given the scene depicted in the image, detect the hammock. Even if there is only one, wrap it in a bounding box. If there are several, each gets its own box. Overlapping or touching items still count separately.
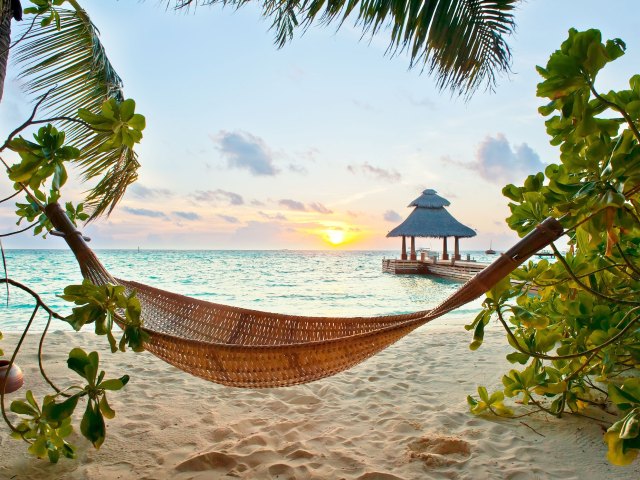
[44,203,564,388]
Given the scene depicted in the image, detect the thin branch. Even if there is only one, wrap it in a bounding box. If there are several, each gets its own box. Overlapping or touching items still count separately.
[495,306,640,361]
[0,221,37,238]
[0,189,20,204]
[1,305,40,437]
[0,156,42,211]
[520,421,545,437]
[0,14,39,57]
[550,243,640,306]
[0,90,53,153]
[1,239,7,306]
[567,410,614,426]
[623,183,640,199]
[38,313,66,396]
[564,351,599,383]
[528,395,557,417]
[615,243,640,278]
[532,263,628,288]
[588,80,640,143]
[585,378,608,397]
[0,278,65,320]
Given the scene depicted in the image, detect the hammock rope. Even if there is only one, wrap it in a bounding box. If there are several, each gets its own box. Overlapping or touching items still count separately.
[44,202,564,388]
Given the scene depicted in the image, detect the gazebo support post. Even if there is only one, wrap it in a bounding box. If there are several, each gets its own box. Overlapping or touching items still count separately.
[401,235,407,260]
[410,236,416,260]
[454,236,460,261]
[442,237,449,261]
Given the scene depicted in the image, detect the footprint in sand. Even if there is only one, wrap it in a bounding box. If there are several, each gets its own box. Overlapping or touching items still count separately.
[407,436,471,467]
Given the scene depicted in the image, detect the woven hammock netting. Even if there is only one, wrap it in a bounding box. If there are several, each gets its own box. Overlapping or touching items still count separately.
[44,203,564,388]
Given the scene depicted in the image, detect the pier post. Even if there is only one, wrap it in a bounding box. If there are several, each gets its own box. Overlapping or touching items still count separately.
[410,236,416,260]
[401,236,407,260]
[442,237,449,260]
[454,236,460,261]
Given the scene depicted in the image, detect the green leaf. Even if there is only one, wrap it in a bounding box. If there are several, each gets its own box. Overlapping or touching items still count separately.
[80,401,106,449]
[65,304,105,331]
[119,99,135,122]
[605,421,639,466]
[469,320,485,351]
[98,375,130,391]
[10,400,37,416]
[99,395,115,420]
[620,410,640,440]
[28,436,48,458]
[25,390,39,411]
[609,379,640,407]
[67,347,91,379]
[506,352,530,364]
[42,394,80,423]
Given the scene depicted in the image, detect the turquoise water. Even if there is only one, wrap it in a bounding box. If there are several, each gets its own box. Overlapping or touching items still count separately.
[0,250,492,333]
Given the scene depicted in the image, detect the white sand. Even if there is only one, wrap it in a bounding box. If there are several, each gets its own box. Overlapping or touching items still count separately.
[0,326,638,480]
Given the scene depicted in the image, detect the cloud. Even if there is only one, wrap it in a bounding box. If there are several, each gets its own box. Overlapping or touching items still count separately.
[288,163,308,174]
[172,211,201,221]
[347,162,401,183]
[259,211,287,221]
[447,134,546,185]
[352,100,376,111]
[406,94,436,110]
[128,184,173,199]
[297,147,319,163]
[383,210,403,222]
[213,130,279,176]
[250,199,265,207]
[230,221,290,248]
[192,189,244,205]
[122,207,168,219]
[308,202,333,214]
[217,214,240,224]
[279,199,307,211]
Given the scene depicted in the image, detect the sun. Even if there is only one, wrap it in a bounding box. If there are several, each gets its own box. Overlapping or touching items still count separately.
[325,229,346,245]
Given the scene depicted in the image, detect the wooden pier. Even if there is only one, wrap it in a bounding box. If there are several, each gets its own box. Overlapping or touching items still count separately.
[382,257,487,282]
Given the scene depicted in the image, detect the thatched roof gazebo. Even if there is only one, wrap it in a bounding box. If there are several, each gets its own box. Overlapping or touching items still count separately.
[387,189,476,261]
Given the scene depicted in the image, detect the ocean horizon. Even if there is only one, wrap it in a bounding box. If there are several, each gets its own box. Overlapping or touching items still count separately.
[0,249,494,333]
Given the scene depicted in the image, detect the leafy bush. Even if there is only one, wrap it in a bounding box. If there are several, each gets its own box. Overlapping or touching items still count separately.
[467,29,640,466]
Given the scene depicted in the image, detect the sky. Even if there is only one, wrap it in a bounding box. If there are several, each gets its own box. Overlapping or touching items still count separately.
[1,0,640,251]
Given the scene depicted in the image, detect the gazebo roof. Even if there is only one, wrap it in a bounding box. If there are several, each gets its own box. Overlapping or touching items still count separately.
[408,189,450,208]
[387,208,476,238]
[387,189,476,238]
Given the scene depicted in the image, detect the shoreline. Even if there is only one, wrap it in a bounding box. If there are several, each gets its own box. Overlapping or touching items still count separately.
[1,329,637,479]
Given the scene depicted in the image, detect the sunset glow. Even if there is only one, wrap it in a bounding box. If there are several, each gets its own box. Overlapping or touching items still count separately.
[325,229,346,246]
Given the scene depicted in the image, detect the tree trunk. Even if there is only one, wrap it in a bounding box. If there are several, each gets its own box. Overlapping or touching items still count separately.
[0,0,13,103]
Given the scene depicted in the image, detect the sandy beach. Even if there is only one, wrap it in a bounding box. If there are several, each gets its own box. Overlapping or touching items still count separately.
[0,323,637,480]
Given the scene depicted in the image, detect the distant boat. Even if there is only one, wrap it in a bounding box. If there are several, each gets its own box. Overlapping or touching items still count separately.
[485,241,496,255]
[536,250,554,258]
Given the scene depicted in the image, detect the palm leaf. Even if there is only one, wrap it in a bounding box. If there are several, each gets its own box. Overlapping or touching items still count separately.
[170,0,517,96]
[13,7,139,219]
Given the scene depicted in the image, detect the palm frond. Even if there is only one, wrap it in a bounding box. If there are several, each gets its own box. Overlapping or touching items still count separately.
[170,0,517,96]
[13,8,139,219]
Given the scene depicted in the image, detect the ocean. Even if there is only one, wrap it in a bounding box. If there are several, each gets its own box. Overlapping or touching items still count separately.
[0,249,494,333]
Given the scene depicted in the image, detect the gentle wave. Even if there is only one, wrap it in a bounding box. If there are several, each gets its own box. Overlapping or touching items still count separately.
[0,249,493,332]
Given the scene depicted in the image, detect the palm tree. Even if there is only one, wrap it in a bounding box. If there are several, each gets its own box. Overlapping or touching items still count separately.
[171,0,518,96]
[0,0,22,102]
[0,0,137,219]
[0,0,517,218]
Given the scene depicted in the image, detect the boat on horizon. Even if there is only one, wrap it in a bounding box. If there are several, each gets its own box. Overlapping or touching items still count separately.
[485,241,496,255]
